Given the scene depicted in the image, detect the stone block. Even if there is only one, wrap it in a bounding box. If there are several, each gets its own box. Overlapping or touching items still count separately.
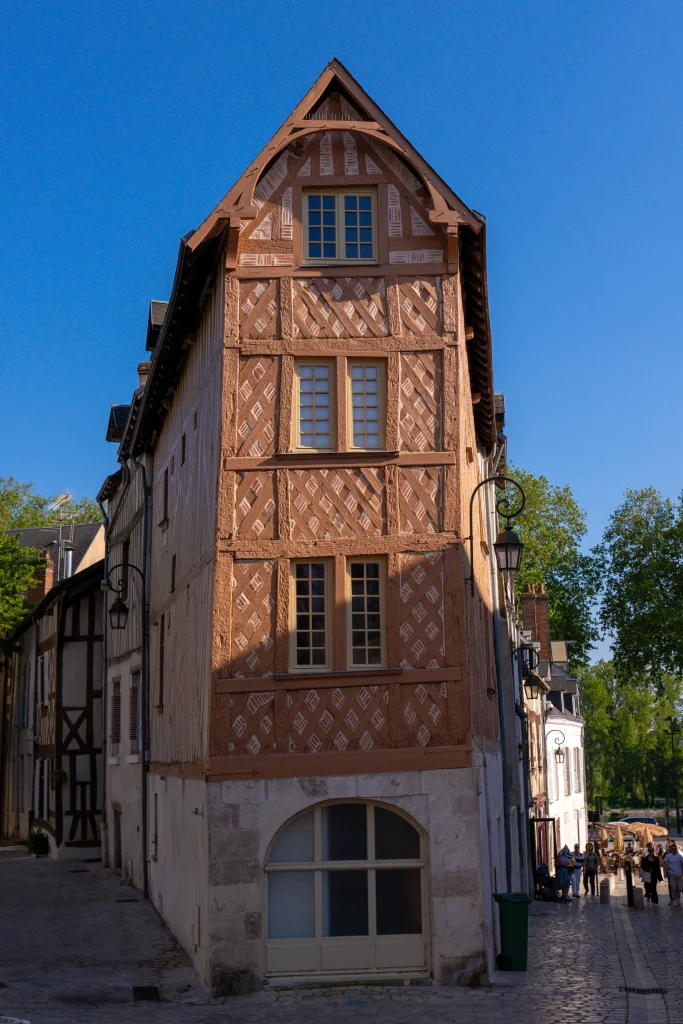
[241,858,261,884]
[440,953,487,987]
[210,803,240,830]
[238,803,260,830]
[208,860,224,886]
[298,776,330,798]
[211,965,260,996]
[209,882,260,916]
[209,828,258,863]
[220,860,242,886]
[244,911,262,940]
[357,772,421,799]
[393,794,429,830]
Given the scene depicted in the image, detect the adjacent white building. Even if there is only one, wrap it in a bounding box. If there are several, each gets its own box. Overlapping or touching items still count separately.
[544,642,586,853]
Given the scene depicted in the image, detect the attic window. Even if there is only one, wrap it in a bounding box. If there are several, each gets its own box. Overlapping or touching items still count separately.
[305,191,376,263]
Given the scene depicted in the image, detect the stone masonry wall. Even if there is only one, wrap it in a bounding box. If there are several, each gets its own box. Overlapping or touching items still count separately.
[207,768,487,994]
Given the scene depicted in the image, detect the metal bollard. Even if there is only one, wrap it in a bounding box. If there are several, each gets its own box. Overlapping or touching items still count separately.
[625,860,634,907]
[600,878,611,904]
[633,886,644,909]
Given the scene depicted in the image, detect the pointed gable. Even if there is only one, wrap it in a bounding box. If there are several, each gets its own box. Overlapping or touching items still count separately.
[189,58,482,253]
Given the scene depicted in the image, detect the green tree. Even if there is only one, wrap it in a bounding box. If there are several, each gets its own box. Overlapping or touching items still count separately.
[0,535,43,657]
[0,478,102,655]
[579,660,683,808]
[507,465,600,665]
[597,487,683,684]
[0,477,101,532]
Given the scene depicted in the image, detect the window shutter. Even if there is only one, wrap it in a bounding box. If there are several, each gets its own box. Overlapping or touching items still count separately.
[129,676,139,753]
[111,682,121,750]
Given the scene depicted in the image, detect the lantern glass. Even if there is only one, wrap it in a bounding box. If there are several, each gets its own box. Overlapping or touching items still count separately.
[494,527,523,573]
[554,747,565,765]
[524,677,541,701]
[108,597,129,631]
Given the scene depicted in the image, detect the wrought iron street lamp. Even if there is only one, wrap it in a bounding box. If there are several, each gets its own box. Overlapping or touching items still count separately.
[547,729,566,764]
[511,645,541,700]
[465,476,525,595]
[101,562,144,631]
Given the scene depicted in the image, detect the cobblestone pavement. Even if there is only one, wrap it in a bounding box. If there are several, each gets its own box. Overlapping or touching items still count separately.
[1,849,681,1024]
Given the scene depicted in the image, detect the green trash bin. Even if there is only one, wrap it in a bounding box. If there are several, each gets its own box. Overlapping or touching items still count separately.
[494,892,533,971]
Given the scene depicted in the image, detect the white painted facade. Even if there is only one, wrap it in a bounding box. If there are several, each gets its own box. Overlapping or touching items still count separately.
[546,708,587,852]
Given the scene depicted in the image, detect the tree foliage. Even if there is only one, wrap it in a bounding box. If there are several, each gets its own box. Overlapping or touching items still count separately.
[597,488,683,684]
[0,477,101,532]
[0,535,44,657]
[0,478,102,656]
[507,465,600,665]
[580,660,682,807]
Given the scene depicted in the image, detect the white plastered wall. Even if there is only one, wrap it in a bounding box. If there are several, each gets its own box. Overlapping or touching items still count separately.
[106,653,143,887]
[148,775,210,984]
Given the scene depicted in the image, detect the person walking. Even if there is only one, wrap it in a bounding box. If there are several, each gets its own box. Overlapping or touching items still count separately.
[640,843,663,904]
[571,843,585,897]
[663,841,683,906]
[583,842,600,895]
[555,848,573,903]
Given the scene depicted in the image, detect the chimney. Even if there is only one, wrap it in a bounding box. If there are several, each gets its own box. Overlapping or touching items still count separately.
[521,583,537,641]
[26,549,55,606]
[137,360,152,390]
[535,583,551,661]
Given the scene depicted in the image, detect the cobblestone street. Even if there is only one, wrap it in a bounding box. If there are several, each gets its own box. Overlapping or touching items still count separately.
[1,849,682,1024]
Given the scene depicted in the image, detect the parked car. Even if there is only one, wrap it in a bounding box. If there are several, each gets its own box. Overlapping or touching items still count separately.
[618,816,658,826]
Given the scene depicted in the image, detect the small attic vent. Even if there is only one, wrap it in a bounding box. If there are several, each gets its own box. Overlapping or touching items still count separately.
[305,84,371,121]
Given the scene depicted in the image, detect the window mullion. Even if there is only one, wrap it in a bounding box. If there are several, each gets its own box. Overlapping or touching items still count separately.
[314,807,322,945]
[368,868,377,944]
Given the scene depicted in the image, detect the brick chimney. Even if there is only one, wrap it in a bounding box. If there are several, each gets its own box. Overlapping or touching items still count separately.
[26,549,55,606]
[137,360,152,390]
[535,583,551,660]
[521,583,537,641]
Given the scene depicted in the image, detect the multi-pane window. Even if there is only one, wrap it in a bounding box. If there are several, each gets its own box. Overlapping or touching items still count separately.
[348,559,385,667]
[295,362,334,450]
[293,562,330,669]
[305,192,376,262]
[349,362,384,449]
[266,803,425,976]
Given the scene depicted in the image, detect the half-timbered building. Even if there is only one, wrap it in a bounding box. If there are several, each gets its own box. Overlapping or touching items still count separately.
[1,531,104,857]
[101,60,525,990]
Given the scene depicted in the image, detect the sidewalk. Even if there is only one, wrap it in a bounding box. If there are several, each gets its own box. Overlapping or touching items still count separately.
[0,851,681,1024]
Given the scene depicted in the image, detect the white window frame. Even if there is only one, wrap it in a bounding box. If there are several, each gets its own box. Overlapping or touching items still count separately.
[293,359,336,452]
[290,559,333,672]
[347,360,386,451]
[265,802,427,977]
[303,189,378,265]
[346,557,387,669]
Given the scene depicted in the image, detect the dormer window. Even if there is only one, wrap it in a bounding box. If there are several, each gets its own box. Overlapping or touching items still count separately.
[305,191,376,263]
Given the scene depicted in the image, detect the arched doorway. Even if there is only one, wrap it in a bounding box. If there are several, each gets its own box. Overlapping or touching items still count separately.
[265,801,428,976]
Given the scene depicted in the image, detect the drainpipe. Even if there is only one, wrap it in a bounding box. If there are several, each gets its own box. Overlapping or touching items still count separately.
[97,493,110,867]
[485,476,513,893]
[131,453,150,901]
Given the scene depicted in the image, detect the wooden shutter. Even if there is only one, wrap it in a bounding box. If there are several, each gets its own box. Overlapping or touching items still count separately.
[129,674,140,754]
[111,681,121,750]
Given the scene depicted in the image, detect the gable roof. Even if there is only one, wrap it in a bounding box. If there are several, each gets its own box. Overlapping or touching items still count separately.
[129,60,497,453]
[7,523,103,578]
[189,58,483,252]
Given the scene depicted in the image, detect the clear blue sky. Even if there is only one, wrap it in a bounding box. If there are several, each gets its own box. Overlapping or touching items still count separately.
[1,1,681,551]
